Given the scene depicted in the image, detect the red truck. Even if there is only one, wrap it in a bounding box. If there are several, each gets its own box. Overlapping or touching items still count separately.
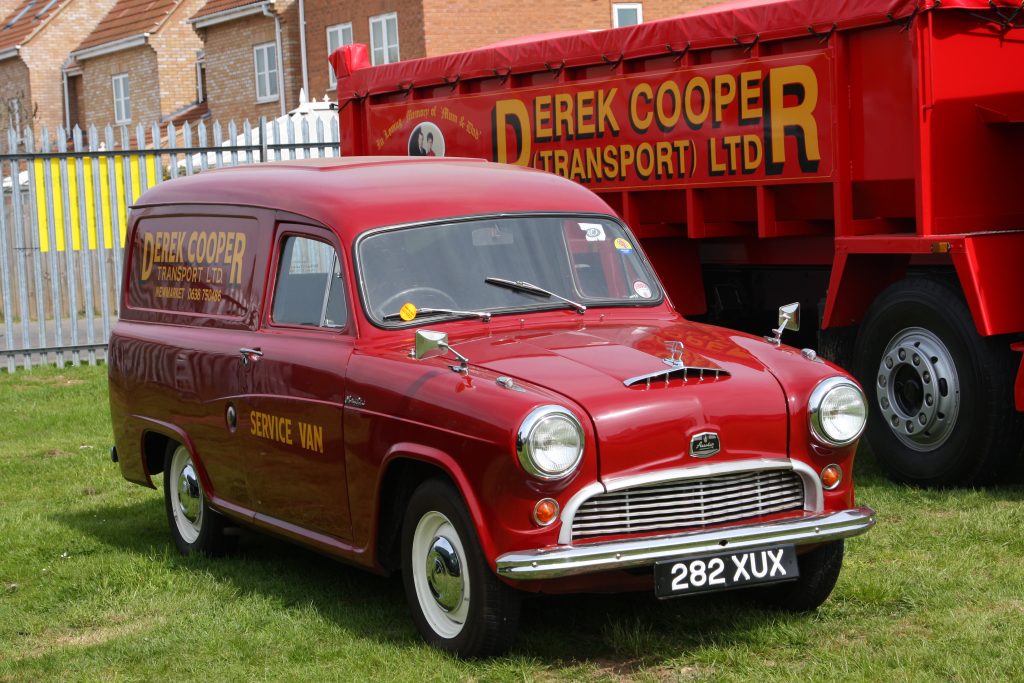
[331,0,1024,486]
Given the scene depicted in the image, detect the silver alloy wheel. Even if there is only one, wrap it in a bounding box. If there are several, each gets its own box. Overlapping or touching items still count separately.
[875,327,960,451]
[169,445,203,544]
[411,511,470,639]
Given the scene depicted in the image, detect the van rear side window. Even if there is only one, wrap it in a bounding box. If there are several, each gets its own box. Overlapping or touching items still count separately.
[126,217,258,319]
[272,236,347,328]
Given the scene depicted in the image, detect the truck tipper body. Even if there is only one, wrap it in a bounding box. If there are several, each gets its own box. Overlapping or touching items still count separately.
[331,0,1024,486]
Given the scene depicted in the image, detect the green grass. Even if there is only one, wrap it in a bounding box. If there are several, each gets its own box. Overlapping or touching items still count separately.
[1,365,1023,682]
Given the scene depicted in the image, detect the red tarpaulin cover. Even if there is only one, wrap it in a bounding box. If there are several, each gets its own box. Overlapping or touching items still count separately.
[335,0,1019,99]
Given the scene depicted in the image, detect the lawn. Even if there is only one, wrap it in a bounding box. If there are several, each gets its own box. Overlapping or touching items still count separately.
[1,365,1022,682]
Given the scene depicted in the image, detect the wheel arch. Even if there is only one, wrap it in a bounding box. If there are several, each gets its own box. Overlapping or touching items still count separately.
[375,445,492,574]
[133,417,211,493]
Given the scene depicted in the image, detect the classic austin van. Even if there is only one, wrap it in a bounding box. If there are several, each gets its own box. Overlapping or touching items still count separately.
[109,157,874,656]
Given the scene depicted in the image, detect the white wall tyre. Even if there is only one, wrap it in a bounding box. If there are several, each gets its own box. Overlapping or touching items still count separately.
[163,443,234,556]
[853,276,1024,486]
[401,479,520,657]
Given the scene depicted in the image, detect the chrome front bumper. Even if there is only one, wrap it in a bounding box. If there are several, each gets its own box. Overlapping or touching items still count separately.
[495,506,875,579]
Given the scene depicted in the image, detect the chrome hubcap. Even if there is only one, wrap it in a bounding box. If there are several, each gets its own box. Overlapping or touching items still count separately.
[425,536,463,612]
[876,327,960,451]
[177,463,201,524]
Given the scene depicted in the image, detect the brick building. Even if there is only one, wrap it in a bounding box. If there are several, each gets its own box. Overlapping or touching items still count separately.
[192,1,726,125]
[0,0,119,138]
[68,0,207,131]
[189,0,305,124]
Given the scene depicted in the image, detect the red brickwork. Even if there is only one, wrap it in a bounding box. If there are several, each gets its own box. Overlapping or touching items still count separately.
[0,58,32,137]
[303,1,426,102]
[78,47,160,129]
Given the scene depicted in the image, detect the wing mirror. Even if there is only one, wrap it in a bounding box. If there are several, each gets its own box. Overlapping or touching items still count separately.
[766,302,800,346]
[414,329,469,374]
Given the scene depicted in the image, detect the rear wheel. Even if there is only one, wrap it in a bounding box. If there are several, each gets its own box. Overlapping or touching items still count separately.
[401,479,520,657]
[853,276,1024,486]
[747,541,843,612]
[163,444,234,556]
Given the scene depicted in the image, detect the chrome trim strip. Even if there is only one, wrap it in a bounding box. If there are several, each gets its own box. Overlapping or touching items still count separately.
[556,458,823,545]
[497,506,875,579]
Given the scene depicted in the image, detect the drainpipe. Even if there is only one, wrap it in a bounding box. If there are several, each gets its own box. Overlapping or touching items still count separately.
[62,69,71,131]
[262,3,286,117]
[298,0,309,99]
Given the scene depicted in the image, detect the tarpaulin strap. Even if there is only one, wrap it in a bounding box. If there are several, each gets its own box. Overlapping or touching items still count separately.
[733,34,760,53]
[493,67,512,84]
[807,22,838,43]
[664,42,690,63]
[336,91,366,112]
[544,60,566,78]
[397,81,414,96]
[443,74,461,92]
[887,2,937,31]
[967,0,1024,29]
[602,52,625,71]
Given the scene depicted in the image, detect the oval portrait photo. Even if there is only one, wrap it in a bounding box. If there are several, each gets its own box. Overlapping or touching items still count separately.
[407,122,445,157]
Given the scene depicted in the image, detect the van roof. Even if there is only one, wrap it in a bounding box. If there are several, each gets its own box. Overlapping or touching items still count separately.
[132,157,615,233]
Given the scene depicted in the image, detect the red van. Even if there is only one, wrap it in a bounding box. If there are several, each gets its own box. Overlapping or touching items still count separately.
[108,157,874,656]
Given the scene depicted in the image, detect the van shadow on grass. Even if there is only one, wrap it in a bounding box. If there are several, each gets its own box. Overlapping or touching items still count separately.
[56,496,824,667]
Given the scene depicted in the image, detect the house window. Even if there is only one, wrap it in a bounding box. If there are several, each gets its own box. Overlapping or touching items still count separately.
[612,3,643,27]
[112,74,131,124]
[254,42,279,103]
[327,22,353,87]
[369,12,399,65]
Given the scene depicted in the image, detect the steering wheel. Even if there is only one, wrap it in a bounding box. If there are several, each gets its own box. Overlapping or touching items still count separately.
[378,286,460,316]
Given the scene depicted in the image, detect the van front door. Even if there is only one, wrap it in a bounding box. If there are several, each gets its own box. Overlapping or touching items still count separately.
[238,229,354,541]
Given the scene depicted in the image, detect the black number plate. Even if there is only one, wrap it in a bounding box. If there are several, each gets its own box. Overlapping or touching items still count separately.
[654,545,799,598]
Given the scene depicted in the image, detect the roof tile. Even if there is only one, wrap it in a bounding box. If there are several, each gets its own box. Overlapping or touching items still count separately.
[75,0,179,52]
[0,0,68,53]
[191,0,263,22]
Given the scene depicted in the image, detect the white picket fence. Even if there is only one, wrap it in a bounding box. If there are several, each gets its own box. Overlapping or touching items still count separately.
[0,115,341,371]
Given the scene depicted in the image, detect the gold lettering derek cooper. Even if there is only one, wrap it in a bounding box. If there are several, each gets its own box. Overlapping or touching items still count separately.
[139,230,247,285]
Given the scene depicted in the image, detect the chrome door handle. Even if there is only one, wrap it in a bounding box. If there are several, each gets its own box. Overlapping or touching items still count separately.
[239,348,263,366]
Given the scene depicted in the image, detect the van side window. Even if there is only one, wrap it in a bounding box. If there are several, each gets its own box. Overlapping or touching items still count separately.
[272,236,347,328]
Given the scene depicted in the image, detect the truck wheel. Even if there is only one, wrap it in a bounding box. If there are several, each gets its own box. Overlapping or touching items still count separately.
[853,276,1024,486]
[164,444,234,556]
[747,541,843,612]
[401,479,520,657]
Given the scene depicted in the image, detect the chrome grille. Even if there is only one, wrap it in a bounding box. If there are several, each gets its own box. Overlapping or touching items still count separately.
[571,469,804,541]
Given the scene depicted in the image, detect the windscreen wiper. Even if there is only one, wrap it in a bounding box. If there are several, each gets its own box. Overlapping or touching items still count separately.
[383,307,491,322]
[484,276,587,314]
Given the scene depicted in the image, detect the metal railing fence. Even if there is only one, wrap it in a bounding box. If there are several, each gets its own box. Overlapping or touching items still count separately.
[0,115,340,371]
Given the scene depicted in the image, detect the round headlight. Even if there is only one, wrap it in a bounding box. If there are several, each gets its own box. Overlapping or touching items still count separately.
[810,378,868,446]
[517,406,584,480]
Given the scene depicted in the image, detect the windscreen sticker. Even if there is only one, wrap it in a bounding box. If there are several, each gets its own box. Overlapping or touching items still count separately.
[633,280,652,299]
[399,302,418,321]
[615,237,634,254]
[578,222,606,242]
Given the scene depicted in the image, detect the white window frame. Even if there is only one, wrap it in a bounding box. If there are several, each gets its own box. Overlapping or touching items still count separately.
[612,3,643,28]
[253,41,279,104]
[369,12,399,66]
[327,22,353,88]
[112,74,131,125]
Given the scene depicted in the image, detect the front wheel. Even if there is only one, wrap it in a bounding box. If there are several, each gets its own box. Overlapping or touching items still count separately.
[163,444,234,556]
[746,541,844,612]
[401,479,520,657]
[853,276,1024,486]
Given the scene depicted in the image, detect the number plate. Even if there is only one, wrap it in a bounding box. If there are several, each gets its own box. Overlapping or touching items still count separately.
[654,545,799,598]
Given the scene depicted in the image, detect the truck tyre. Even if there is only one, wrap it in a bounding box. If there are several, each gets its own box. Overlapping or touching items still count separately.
[747,541,843,612]
[163,443,234,556]
[853,276,1024,486]
[401,478,521,657]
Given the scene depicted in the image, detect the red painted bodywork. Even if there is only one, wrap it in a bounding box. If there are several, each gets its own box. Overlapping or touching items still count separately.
[109,158,863,590]
[333,0,1024,409]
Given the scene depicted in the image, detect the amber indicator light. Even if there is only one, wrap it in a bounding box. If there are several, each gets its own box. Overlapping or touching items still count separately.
[821,464,843,490]
[533,498,560,526]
